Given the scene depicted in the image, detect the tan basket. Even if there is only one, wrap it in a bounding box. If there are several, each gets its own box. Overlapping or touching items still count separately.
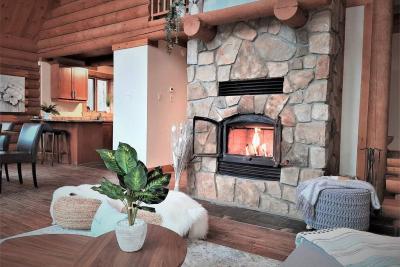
[53,196,101,230]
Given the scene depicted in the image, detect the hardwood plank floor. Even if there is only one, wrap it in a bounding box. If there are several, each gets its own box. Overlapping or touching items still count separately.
[0,163,296,260]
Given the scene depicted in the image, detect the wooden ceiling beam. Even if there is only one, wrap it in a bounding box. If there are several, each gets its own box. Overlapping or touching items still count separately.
[50,57,87,67]
[183,0,331,41]
[112,38,158,51]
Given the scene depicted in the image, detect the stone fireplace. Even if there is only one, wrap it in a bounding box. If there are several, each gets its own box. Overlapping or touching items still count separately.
[186,0,345,219]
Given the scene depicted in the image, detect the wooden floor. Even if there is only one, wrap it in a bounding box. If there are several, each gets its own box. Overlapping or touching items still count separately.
[0,163,296,261]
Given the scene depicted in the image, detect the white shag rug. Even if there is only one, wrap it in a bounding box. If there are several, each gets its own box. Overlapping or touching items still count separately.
[0,226,281,267]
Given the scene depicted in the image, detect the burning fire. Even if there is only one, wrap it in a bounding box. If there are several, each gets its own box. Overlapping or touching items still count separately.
[245,127,269,157]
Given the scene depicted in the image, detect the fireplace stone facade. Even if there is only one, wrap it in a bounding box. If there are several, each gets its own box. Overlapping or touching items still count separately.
[186,0,345,219]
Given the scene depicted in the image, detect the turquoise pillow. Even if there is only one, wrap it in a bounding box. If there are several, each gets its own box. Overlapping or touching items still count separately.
[91,201,127,237]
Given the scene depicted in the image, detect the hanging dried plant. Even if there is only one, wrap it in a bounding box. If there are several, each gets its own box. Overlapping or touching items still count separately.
[165,0,185,54]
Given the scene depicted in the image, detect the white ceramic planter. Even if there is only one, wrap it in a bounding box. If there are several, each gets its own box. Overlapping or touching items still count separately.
[115,219,147,252]
[43,112,51,120]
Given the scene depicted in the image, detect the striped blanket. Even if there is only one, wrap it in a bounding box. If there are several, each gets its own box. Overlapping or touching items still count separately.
[296,228,400,267]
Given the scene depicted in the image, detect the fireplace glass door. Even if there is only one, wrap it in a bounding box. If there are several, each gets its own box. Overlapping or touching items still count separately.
[192,114,281,180]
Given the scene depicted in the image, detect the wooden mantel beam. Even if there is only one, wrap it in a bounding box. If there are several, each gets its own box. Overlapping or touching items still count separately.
[183,0,331,41]
[274,0,308,28]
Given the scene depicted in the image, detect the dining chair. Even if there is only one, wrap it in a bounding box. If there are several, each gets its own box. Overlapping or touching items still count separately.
[0,123,43,193]
[0,122,15,183]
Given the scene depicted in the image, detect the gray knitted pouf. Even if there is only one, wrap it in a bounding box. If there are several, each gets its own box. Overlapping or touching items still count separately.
[305,188,371,231]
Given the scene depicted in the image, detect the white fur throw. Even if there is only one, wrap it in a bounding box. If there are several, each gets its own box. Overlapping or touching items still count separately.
[50,185,208,239]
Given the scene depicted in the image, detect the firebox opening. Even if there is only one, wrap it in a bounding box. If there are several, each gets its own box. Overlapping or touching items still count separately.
[227,124,274,158]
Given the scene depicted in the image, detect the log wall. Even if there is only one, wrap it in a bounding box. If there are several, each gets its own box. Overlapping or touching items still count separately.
[38,0,156,58]
[0,0,54,144]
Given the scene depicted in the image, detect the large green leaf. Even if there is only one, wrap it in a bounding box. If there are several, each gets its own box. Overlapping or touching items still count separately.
[136,188,169,204]
[145,173,170,192]
[97,149,124,175]
[148,167,163,182]
[124,165,147,192]
[91,178,125,200]
[115,143,138,174]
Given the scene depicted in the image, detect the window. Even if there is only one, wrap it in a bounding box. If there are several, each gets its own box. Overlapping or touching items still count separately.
[87,78,111,112]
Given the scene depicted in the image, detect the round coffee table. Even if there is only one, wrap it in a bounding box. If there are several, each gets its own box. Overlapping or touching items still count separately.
[0,224,187,267]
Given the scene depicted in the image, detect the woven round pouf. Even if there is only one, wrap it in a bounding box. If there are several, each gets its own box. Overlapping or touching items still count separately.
[53,196,101,230]
[305,188,371,231]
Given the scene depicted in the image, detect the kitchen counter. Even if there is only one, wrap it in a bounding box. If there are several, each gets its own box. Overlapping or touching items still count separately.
[32,119,113,165]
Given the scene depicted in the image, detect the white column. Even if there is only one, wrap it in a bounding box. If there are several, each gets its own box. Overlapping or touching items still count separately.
[113,46,149,163]
[340,6,364,176]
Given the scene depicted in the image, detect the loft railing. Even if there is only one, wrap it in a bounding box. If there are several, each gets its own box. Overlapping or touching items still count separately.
[150,0,190,20]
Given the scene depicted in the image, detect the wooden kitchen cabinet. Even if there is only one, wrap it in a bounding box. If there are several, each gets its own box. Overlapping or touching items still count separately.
[72,68,88,101]
[51,64,88,101]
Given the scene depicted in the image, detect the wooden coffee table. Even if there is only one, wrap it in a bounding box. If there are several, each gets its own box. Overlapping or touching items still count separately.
[0,224,187,267]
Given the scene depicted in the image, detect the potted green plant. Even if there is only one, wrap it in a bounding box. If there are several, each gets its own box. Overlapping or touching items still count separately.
[40,103,60,120]
[92,143,171,252]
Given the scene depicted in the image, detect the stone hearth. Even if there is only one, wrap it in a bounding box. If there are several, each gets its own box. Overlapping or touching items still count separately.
[186,0,345,219]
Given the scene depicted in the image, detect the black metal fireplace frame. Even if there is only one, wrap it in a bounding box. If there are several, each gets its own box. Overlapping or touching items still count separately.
[192,114,282,180]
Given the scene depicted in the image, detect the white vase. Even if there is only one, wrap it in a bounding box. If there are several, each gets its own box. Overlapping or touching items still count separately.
[43,112,51,120]
[115,219,147,252]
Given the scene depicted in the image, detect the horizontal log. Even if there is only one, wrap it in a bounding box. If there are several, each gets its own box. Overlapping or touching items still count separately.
[0,67,40,79]
[274,0,307,28]
[0,34,38,53]
[38,16,149,49]
[50,0,112,18]
[0,47,39,62]
[26,89,40,98]
[183,0,331,30]
[39,23,166,58]
[39,4,148,40]
[25,107,41,115]
[42,0,148,30]
[59,0,78,6]
[88,69,113,80]
[346,0,369,7]
[0,115,33,123]
[112,38,158,51]
[25,99,41,108]
[26,80,40,89]
[183,0,332,41]
[184,16,216,42]
[0,56,39,70]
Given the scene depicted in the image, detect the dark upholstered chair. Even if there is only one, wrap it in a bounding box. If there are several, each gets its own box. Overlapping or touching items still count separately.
[0,123,43,192]
[0,122,15,182]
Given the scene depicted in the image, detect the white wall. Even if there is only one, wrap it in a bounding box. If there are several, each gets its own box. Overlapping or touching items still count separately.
[388,33,400,151]
[147,41,187,168]
[113,46,148,162]
[113,43,187,167]
[340,6,364,176]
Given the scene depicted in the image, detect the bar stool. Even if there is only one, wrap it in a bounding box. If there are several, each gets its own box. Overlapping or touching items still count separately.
[41,125,70,165]
[53,129,70,164]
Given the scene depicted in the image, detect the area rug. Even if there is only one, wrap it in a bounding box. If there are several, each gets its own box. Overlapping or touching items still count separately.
[0,226,281,267]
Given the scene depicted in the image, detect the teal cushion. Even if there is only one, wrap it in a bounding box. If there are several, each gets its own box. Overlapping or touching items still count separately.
[91,201,127,237]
